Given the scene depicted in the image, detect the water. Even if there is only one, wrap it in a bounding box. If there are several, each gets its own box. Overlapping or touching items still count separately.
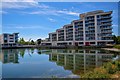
[0,48,119,78]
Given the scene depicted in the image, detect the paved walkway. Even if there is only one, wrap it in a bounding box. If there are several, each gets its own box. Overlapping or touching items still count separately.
[102,48,120,52]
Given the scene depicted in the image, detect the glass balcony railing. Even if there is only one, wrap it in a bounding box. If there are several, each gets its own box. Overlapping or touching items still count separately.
[101,30,112,33]
[100,26,112,30]
[100,20,112,22]
[101,16,112,19]
[100,23,112,26]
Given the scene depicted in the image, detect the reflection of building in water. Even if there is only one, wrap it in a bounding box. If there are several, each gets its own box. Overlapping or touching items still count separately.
[0,49,19,63]
[49,49,114,75]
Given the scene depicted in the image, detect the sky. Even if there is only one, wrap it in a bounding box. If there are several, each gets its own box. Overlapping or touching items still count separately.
[1,1,119,41]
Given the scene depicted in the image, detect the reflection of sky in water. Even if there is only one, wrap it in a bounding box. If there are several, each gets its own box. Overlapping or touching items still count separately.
[1,49,119,78]
[2,49,78,78]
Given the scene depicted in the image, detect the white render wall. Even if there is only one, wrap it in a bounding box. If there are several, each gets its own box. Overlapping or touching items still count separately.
[46,10,113,46]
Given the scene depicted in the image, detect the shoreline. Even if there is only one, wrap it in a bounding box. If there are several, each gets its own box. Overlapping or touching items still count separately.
[1,45,114,49]
[2,46,120,53]
[101,48,120,52]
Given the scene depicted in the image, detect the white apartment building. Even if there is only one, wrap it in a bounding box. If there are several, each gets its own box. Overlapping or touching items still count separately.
[41,10,113,46]
[0,33,19,47]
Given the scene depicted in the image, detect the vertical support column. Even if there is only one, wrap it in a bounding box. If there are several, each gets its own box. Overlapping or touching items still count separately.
[13,34,15,43]
[73,22,75,41]
[72,22,75,46]
[7,34,9,43]
[64,26,66,41]
[56,31,58,41]
[50,33,53,46]
[83,18,86,45]
[94,15,98,45]
[50,33,52,42]
[56,31,58,46]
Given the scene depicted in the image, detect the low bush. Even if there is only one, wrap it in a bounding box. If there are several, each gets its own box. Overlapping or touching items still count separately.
[113,45,120,49]
[81,61,120,78]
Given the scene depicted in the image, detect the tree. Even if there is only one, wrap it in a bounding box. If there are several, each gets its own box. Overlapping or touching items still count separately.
[18,38,25,44]
[30,40,35,45]
[117,36,120,44]
[112,35,120,44]
[112,35,118,44]
[36,39,41,45]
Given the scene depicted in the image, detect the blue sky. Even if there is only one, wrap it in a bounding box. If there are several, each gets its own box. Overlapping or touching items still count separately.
[2,2,118,41]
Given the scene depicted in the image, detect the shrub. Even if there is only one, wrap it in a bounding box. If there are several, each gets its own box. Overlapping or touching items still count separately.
[81,61,120,78]
[103,62,119,74]
[113,45,120,49]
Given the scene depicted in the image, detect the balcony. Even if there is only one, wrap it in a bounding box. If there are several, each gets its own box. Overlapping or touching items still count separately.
[89,28,95,30]
[100,20,112,23]
[85,18,94,21]
[101,30,112,33]
[101,34,112,37]
[101,16,112,19]
[100,26,113,30]
[78,28,83,30]
[85,21,94,25]
[100,23,112,26]
[87,24,95,28]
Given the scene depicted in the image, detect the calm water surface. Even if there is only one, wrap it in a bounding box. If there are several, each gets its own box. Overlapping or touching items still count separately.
[0,48,119,78]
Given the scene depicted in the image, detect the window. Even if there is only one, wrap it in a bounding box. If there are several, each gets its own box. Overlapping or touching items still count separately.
[79,42,83,44]
[90,42,95,44]
[97,15,100,18]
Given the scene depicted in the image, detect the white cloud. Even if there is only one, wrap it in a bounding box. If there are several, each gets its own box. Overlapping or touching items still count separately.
[64,11,79,16]
[0,10,8,14]
[2,1,49,9]
[48,18,56,22]
[112,24,118,27]
[1,1,80,16]
[26,9,79,16]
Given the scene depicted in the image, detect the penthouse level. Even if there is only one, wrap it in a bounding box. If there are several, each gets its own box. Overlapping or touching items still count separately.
[41,10,113,46]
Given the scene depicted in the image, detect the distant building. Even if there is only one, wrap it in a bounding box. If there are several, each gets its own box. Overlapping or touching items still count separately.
[0,33,19,47]
[41,10,113,46]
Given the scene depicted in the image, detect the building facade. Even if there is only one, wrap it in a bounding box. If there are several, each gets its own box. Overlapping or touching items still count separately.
[0,33,19,47]
[41,10,113,46]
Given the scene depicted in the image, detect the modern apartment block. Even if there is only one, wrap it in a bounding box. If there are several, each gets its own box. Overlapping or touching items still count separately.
[41,10,113,46]
[0,33,19,47]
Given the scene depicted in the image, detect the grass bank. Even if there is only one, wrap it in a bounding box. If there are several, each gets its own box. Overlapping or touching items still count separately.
[113,45,120,49]
[81,60,120,78]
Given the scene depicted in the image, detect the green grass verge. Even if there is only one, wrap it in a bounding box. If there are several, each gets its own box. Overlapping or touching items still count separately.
[113,45,120,49]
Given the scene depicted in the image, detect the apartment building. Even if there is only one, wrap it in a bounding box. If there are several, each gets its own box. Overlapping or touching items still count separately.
[41,10,113,46]
[0,33,19,47]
